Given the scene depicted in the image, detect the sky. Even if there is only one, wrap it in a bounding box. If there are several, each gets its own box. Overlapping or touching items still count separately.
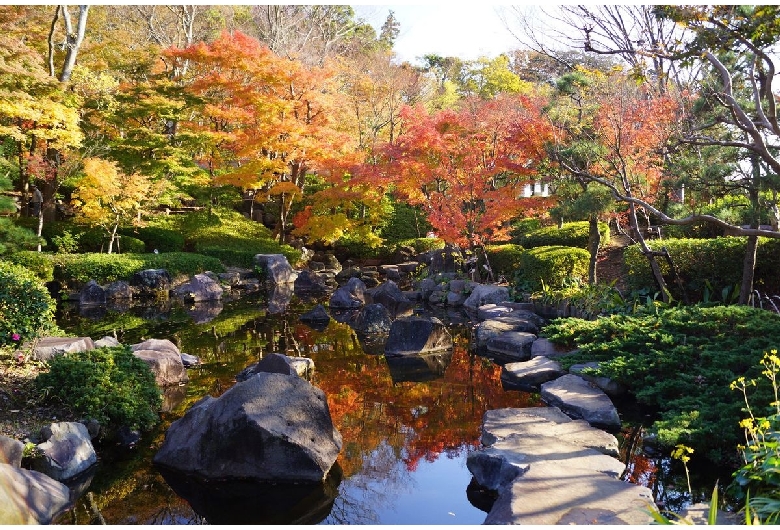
[352,4,523,65]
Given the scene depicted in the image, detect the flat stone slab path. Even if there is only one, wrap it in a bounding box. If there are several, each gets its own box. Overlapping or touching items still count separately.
[468,407,657,525]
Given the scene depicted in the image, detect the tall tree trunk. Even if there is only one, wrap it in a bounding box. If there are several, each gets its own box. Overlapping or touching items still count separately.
[58,5,90,83]
[629,203,671,303]
[587,214,601,285]
[739,235,758,305]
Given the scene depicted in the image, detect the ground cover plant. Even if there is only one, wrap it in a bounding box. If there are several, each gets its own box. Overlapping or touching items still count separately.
[542,304,780,463]
[35,345,162,438]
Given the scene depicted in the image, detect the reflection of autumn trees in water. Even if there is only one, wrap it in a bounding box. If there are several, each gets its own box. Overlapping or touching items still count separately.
[296,322,542,477]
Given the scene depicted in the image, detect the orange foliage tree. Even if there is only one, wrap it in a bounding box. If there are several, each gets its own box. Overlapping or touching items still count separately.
[365,94,554,248]
[168,31,355,241]
[549,74,681,301]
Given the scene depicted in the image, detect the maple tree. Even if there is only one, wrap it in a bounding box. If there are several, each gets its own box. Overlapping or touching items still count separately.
[169,31,355,242]
[548,70,682,301]
[366,94,553,248]
[71,157,160,253]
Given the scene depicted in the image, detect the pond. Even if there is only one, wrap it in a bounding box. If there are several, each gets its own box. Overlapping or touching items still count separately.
[50,289,728,524]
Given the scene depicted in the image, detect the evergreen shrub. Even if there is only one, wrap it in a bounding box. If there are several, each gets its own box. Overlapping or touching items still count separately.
[35,346,162,435]
[6,251,55,282]
[515,245,590,291]
[515,221,610,249]
[0,260,57,346]
[482,244,525,277]
[120,226,184,253]
[380,202,432,242]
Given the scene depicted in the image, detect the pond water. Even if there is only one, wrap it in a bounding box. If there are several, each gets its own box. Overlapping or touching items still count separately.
[51,290,727,525]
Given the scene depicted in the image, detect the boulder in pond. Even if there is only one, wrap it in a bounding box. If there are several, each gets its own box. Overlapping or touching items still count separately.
[384,316,453,357]
[131,339,189,387]
[366,280,413,317]
[463,284,510,311]
[294,270,331,296]
[328,277,366,309]
[0,463,72,524]
[29,336,94,362]
[353,303,392,334]
[79,280,106,306]
[104,280,133,300]
[236,352,315,381]
[254,254,298,285]
[299,304,331,331]
[153,372,342,483]
[174,273,223,302]
[30,422,97,482]
[131,269,172,297]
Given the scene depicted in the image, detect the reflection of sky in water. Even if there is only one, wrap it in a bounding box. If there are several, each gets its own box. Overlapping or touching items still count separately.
[323,442,486,525]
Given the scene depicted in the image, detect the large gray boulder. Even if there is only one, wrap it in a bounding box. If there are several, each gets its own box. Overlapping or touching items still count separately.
[0,463,72,524]
[79,280,106,306]
[328,277,367,309]
[485,331,537,362]
[541,374,621,431]
[366,280,413,317]
[254,254,298,285]
[30,336,95,362]
[0,435,23,466]
[384,316,453,357]
[104,280,133,300]
[236,352,315,381]
[174,273,224,302]
[353,303,392,334]
[153,372,342,483]
[294,270,331,296]
[131,339,189,387]
[501,357,566,391]
[131,268,172,297]
[475,318,537,349]
[31,422,97,482]
[463,284,510,311]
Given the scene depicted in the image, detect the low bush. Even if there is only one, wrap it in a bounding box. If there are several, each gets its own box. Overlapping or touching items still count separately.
[514,221,610,249]
[508,217,543,241]
[53,252,225,287]
[514,245,590,291]
[623,237,780,301]
[5,251,55,282]
[117,235,145,254]
[35,346,162,436]
[542,304,780,463]
[392,237,446,254]
[119,226,185,253]
[0,260,57,346]
[482,244,525,277]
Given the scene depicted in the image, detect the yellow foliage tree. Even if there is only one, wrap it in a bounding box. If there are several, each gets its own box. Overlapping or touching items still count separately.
[72,158,159,253]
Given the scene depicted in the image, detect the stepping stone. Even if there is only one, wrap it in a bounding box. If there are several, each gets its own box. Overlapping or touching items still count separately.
[485,332,537,362]
[541,374,621,431]
[501,356,565,391]
[530,337,575,359]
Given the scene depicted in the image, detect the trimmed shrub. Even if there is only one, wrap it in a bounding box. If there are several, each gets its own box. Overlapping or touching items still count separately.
[482,244,525,277]
[52,252,225,287]
[117,235,145,254]
[5,251,55,282]
[623,237,780,301]
[515,221,610,249]
[393,237,446,254]
[515,245,590,291]
[119,226,185,253]
[35,346,162,435]
[508,217,542,241]
[0,260,57,346]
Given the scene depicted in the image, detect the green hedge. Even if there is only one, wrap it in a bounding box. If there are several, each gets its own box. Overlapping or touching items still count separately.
[119,226,185,253]
[482,244,525,277]
[515,221,610,249]
[5,251,55,282]
[380,202,433,242]
[623,237,780,301]
[515,245,590,291]
[0,260,57,346]
[52,252,225,287]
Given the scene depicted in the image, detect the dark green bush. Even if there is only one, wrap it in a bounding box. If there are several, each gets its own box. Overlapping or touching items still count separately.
[119,226,185,253]
[117,235,145,254]
[482,244,525,277]
[514,245,590,291]
[53,252,225,287]
[542,304,780,463]
[515,221,610,249]
[380,202,432,242]
[0,260,57,346]
[393,237,446,254]
[5,251,55,282]
[35,346,162,435]
[508,217,542,241]
[623,237,780,301]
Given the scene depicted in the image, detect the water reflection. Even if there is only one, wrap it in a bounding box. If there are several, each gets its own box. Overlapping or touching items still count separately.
[53,293,540,524]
